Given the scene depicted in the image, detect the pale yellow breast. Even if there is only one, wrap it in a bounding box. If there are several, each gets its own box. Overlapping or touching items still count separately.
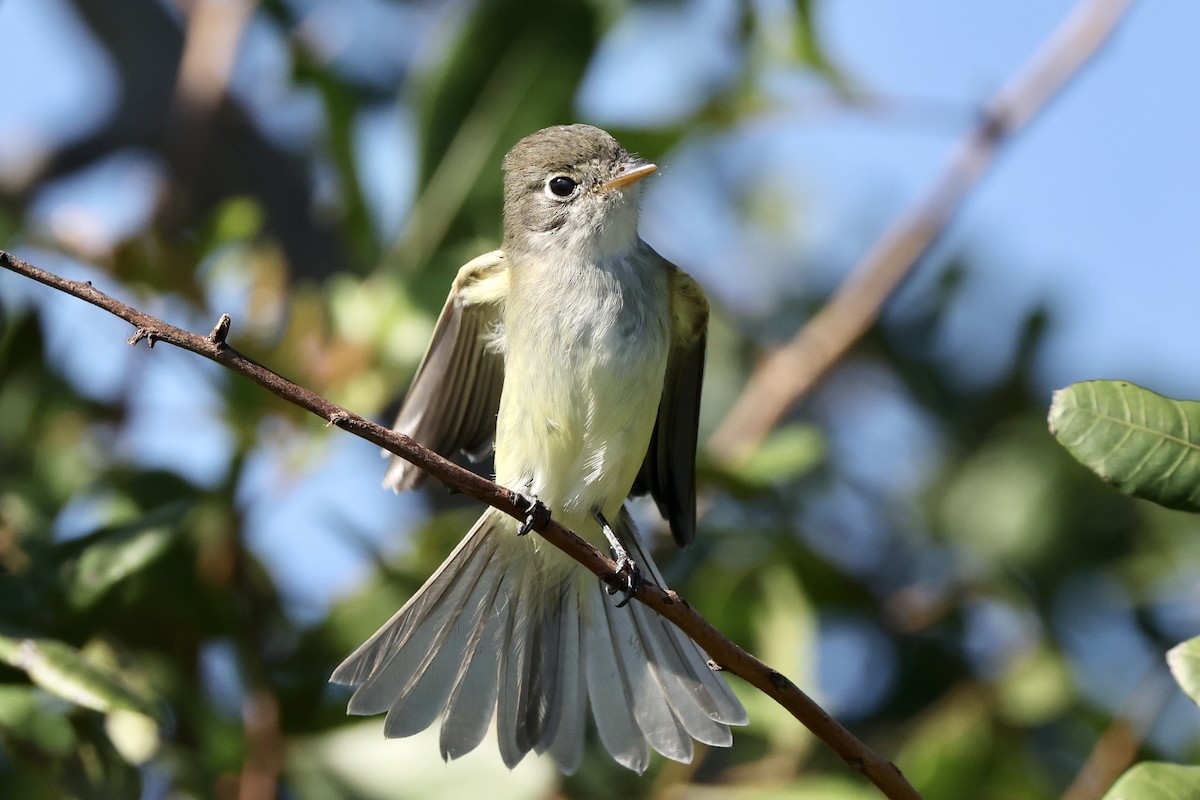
[493,247,671,531]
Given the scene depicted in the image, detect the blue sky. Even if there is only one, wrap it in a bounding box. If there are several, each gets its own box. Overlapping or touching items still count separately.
[822,0,1200,398]
[622,0,1200,399]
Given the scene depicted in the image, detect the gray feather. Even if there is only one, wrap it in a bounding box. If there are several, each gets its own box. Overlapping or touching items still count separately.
[524,594,560,750]
[583,580,650,774]
[495,576,535,768]
[623,513,748,728]
[381,538,502,737]
[383,253,506,492]
[543,594,586,772]
[631,267,708,547]
[605,589,693,763]
[332,524,494,702]
[631,600,733,746]
[439,575,505,760]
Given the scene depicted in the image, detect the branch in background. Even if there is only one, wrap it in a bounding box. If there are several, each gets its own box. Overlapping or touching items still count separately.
[380,46,541,276]
[171,0,253,115]
[238,690,282,800]
[1060,669,1174,800]
[0,250,925,800]
[707,0,1135,466]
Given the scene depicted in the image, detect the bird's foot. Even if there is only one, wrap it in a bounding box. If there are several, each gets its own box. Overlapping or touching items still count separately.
[607,554,643,608]
[593,510,642,608]
[517,494,550,536]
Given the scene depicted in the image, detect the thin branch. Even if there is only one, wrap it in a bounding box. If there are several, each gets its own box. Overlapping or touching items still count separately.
[1060,669,1174,800]
[172,0,253,115]
[707,0,1135,466]
[1,249,923,800]
[381,48,541,276]
[238,690,282,800]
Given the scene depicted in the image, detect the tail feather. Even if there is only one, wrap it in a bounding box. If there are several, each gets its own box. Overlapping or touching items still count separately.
[668,630,748,726]
[584,584,651,774]
[382,541,503,737]
[523,594,561,748]
[332,507,747,774]
[631,600,733,746]
[607,591,694,763]
[439,577,506,760]
[496,575,536,767]
[619,594,696,762]
[542,595,586,772]
[625,520,748,729]
[331,523,494,696]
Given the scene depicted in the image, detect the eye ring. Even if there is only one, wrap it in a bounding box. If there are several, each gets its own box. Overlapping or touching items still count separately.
[545,175,577,198]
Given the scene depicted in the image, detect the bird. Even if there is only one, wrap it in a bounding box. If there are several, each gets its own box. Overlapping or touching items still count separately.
[330,123,746,774]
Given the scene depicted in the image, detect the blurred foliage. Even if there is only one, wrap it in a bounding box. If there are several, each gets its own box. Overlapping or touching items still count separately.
[1101,763,1200,800]
[1171,638,1200,708]
[1050,377,1200,798]
[0,1,1197,799]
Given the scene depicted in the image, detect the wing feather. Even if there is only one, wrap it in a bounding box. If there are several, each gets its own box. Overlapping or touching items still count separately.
[633,266,708,547]
[383,251,508,491]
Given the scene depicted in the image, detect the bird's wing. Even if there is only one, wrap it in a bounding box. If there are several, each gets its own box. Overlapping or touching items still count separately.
[632,265,709,547]
[383,250,509,492]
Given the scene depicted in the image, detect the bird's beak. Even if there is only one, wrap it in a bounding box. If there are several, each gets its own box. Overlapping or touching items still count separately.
[601,161,657,192]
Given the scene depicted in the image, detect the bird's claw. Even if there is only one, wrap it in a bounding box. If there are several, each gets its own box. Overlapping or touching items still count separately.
[592,509,643,607]
[605,556,643,608]
[517,494,550,536]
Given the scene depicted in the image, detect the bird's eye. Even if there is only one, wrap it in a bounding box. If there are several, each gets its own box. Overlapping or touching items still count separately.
[546,176,577,198]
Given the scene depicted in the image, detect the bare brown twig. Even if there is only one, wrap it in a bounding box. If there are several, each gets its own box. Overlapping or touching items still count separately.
[707,0,1135,465]
[238,690,282,800]
[0,249,924,799]
[1060,669,1174,800]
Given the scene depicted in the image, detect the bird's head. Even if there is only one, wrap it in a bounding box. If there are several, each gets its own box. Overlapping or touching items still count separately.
[501,124,656,260]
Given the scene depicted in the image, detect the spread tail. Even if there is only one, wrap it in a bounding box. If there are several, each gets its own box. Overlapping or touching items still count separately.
[331,508,746,774]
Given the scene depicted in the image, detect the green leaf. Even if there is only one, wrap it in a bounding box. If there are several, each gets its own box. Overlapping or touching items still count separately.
[747,566,816,756]
[210,196,265,244]
[1049,380,1200,511]
[1101,763,1200,800]
[680,776,876,800]
[0,685,77,756]
[733,424,824,487]
[0,636,155,718]
[897,690,997,799]
[105,708,161,766]
[995,644,1075,724]
[287,721,557,800]
[386,0,600,277]
[1167,637,1200,706]
[65,513,179,609]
